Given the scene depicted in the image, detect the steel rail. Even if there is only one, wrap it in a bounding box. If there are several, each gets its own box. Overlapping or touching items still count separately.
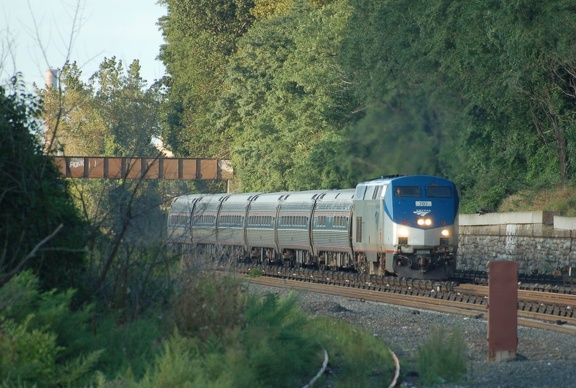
[240,273,576,335]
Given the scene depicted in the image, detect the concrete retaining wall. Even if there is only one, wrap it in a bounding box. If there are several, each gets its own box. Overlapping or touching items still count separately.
[458,211,576,274]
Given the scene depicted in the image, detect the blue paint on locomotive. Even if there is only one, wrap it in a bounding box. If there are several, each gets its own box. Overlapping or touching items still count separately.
[383,175,459,228]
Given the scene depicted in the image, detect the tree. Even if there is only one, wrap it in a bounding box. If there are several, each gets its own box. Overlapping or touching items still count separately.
[339,0,576,210]
[157,0,256,158]
[43,58,161,157]
[339,0,469,183]
[0,75,88,290]
[216,0,357,191]
[410,0,576,205]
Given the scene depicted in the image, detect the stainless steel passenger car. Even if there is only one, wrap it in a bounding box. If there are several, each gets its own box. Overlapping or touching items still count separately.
[311,190,355,270]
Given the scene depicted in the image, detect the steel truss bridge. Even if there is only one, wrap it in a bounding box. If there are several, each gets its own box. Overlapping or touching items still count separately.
[51,156,233,181]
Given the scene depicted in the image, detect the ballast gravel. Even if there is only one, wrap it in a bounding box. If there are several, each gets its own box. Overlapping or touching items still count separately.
[247,283,576,388]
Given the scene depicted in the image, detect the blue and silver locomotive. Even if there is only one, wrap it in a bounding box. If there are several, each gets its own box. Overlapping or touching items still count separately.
[168,175,459,280]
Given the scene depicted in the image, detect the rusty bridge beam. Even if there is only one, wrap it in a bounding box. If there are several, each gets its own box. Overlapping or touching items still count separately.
[50,156,233,181]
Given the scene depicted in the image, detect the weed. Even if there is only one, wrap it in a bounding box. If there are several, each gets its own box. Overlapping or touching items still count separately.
[416,326,468,386]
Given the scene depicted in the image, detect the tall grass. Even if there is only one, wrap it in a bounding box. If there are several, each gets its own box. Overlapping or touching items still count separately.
[308,316,396,387]
[416,326,468,386]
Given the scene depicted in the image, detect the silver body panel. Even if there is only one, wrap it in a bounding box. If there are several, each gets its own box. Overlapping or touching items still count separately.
[311,189,355,256]
[216,193,259,247]
[192,195,224,245]
[245,192,290,250]
[167,195,201,245]
[277,190,325,251]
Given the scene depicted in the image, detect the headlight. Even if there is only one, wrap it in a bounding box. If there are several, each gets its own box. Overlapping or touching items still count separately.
[441,229,450,237]
[417,218,432,226]
[398,227,409,237]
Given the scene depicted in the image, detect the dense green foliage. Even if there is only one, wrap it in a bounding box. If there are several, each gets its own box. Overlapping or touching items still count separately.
[157,0,256,158]
[158,0,576,211]
[0,271,102,386]
[106,273,395,387]
[0,269,398,386]
[218,0,357,191]
[0,76,88,290]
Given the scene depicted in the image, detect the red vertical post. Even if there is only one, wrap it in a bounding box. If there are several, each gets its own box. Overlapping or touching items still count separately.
[487,261,518,361]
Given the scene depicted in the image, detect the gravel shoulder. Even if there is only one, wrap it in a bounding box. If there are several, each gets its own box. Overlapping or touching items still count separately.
[248,283,576,387]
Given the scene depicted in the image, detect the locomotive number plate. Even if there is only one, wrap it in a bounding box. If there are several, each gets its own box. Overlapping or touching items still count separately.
[415,201,432,206]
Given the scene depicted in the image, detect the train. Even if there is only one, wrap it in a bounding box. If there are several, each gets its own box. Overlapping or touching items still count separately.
[167,175,460,280]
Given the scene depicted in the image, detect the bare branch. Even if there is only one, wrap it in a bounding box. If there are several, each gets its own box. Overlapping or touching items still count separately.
[0,223,64,287]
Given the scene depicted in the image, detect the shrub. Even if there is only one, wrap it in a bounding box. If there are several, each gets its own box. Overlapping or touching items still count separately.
[139,281,322,387]
[170,274,248,341]
[0,271,101,386]
[239,293,319,387]
[90,315,164,380]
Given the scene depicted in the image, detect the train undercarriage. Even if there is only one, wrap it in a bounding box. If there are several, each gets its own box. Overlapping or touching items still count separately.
[392,246,457,280]
[171,241,455,280]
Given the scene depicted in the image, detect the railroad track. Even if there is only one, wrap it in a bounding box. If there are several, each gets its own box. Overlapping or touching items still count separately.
[226,263,576,335]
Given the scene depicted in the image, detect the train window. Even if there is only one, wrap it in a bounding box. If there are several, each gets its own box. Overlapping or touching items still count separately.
[334,216,342,227]
[222,215,241,225]
[365,186,376,200]
[373,186,383,199]
[355,185,367,200]
[170,215,188,226]
[394,186,421,197]
[426,186,451,197]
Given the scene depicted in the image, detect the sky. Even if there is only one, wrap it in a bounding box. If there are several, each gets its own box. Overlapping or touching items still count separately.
[1,0,167,89]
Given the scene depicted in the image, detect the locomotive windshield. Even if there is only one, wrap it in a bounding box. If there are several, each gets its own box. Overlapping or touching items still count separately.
[426,186,451,198]
[394,186,421,197]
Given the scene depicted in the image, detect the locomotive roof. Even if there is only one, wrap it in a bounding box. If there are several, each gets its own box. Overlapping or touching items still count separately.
[359,175,454,186]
